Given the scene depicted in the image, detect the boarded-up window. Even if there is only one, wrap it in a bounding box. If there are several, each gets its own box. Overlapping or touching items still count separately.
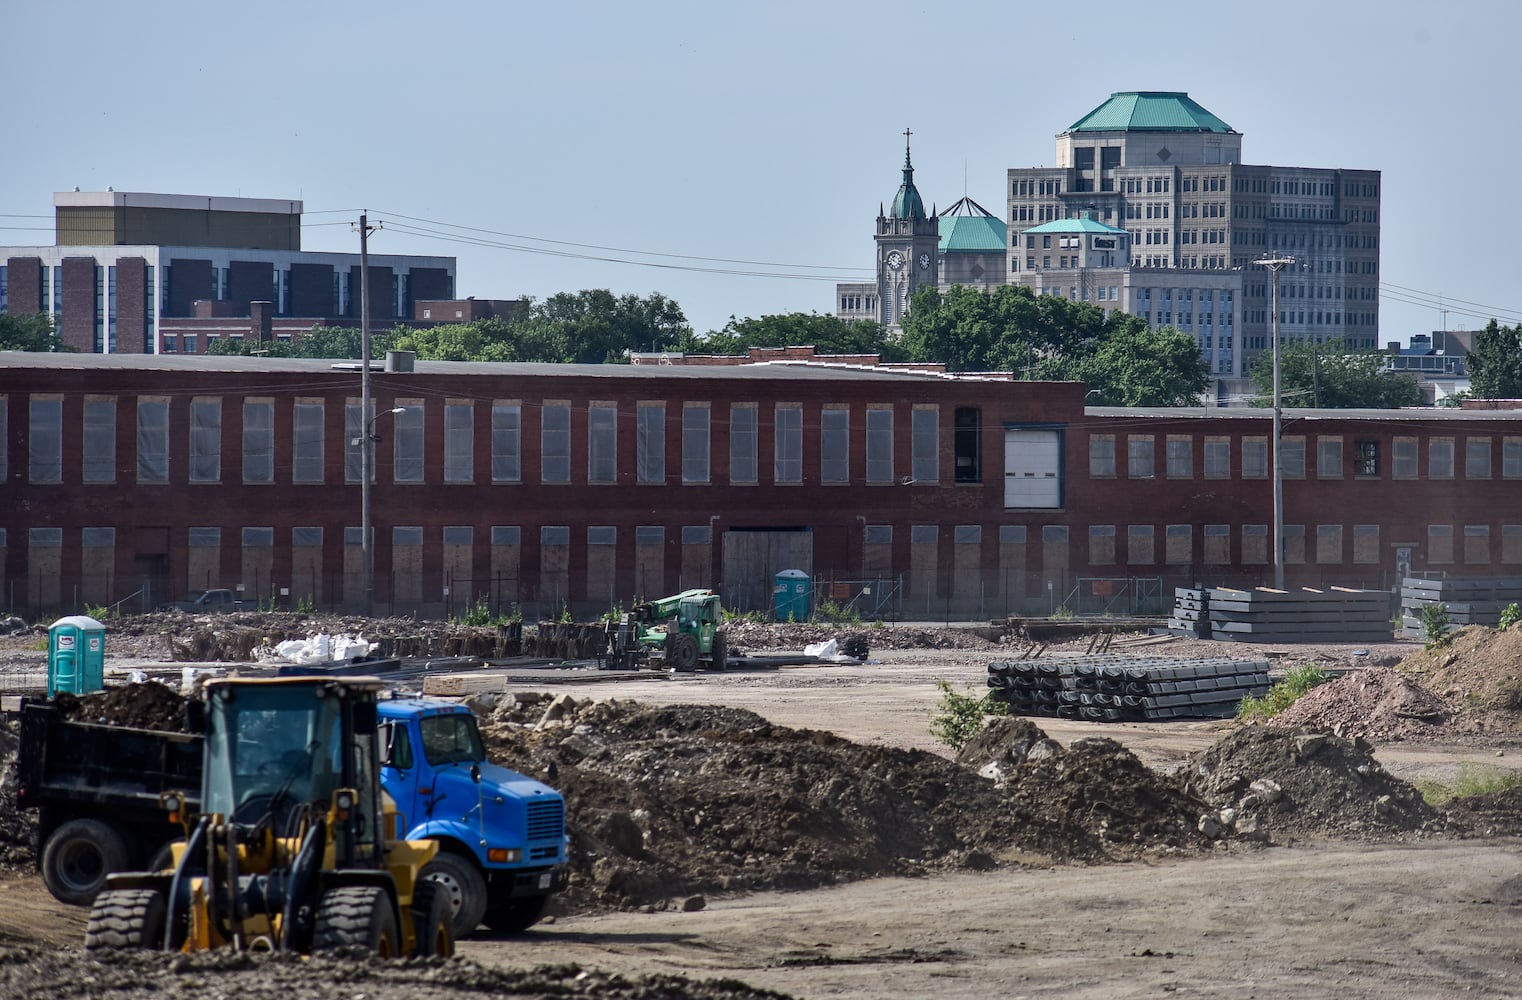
[292,401,323,484]
[1127,435,1154,478]
[1089,434,1116,477]
[1428,438,1454,480]
[542,403,571,483]
[730,404,757,484]
[1089,525,1116,565]
[1127,524,1154,564]
[1464,525,1490,564]
[683,403,710,484]
[1466,437,1492,479]
[637,403,664,484]
[83,397,116,483]
[1242,437,1268,479]
[393,404,423,483]
[1165,524,1192,564]
[1242,524,1268,564]
[1504,525,1522,563]
[1392,437,1418,479]
[1354,524,1379,564]
[1316,524,1343,564]
[137,398,169,483]
[1284,524,1306,564]
[492,403,521,482]
[1166,436,1192,478]
[775,404,802,483]
[28,397,63,483]
[444,401,473,483]
[866,408,893,484]
[1428,524,1453,564]
[911,407,938,483]
[821,407,849,484]
[1317,436,1342,478]
[588,403,617,484]
[1203,437,1230,478]
[244,400,273,483]
[1204,524,1230,564]
[1281,436,1305,479]
[190,398,221,483]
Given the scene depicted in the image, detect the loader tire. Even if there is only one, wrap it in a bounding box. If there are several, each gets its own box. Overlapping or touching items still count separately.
[710,633,728,671]
[410,880,454,957]
[43,818,131,906]
[419,850,488,938]
[85,888,166,951]
[313,885,399,957]
[669,632,699,672]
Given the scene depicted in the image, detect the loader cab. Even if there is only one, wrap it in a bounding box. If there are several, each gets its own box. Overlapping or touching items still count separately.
[678,592,720,653]
[201,678,385,866]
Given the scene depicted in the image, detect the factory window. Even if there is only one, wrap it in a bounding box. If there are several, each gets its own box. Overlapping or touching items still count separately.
[344,403,366,484]
[1504,438,1522,479]
[588,403,617,484]
[1203,437,1230,478]
[1127,435,1154,479]
[866,407,893,484]
[1242,437,1268,479]
[393,403,424,484]
[1089,525,1116,565]
[954,408,981,483]
[189,398,222,484]
[243,400,273,483]
[1428,437,1454,480]
[1392,437,1418,479]
[29,396,62,483]
[1089,434,1116,477]
[911,406,939,483]
[1466,437,1492,479]
[822,407,849,484]
[444,401,474,484]
[1354,440,1379,476]
[1128,524,1155,564]
[292,401,323,484]
[1465,525,1491,564]
[491,403,521,483]
[542,402,571,484]
[1316,524,1343,564]
[1317,436,1342,478]
[83,397,117,484]
[1281,436,1305,479]
[1428,524,1453,564]
[775,404,802,483]
[730,403,757,484]
[682,403,710,484]
[1166,436,1192,478]
[637,402,664,484]
[137,397,169,483]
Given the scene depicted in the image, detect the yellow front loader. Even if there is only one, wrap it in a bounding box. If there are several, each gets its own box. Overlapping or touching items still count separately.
[85,677,451,957]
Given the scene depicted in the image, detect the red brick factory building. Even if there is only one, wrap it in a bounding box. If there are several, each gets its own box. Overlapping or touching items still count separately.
[2,351,1519,620]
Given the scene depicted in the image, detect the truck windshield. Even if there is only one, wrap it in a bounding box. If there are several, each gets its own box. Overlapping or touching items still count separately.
[418,713,485,767]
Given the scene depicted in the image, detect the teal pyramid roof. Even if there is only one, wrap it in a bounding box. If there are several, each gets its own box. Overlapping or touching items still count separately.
[1023,217,1127,235]
[1066,92,1234,134]
[937,196,1006,252]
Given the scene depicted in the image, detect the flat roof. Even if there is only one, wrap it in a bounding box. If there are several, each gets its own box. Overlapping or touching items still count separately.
[54,191,303,215]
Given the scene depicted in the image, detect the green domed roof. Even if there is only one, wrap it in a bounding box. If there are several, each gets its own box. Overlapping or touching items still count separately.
[889,135,926,221]
[1066,92,1235,134]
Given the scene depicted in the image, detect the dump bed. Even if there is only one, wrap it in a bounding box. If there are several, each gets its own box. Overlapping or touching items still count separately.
[16,700,203,812]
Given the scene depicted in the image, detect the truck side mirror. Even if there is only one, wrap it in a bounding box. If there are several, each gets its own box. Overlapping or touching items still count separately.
[379,722,396,766]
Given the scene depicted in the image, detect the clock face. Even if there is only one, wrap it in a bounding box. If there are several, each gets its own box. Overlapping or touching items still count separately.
[886,250,904,269]
[918,253,931,270]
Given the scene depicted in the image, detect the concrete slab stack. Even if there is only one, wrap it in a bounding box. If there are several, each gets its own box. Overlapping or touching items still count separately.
[1398,576,1522,638]
[986,654,1271,721]
[1167,587,1212,637]
[1167,586,1392,643]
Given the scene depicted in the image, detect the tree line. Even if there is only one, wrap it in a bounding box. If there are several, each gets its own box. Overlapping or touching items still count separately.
[5,290,1519,410]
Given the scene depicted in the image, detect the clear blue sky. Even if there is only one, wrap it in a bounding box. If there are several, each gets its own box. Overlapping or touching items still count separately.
[3,0,1517,344]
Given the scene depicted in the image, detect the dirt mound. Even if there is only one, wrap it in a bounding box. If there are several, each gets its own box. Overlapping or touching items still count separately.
[1184,725,1444,842]
[53,681,190,732]
[0,947,792,999]
[1270,667,1455,742]
[956,716,1053,772]
[1442,784,1522,838]
[1396,626,1522,731]
[483,697,1224,912]
[720,620,1007,653]
[0,718,36,869]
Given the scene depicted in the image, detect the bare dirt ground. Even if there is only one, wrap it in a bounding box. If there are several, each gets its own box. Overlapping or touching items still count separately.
[5,617,1522,997]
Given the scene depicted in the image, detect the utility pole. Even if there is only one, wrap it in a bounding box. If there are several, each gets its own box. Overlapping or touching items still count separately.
[1256,255,1296,590]
[355,212,383,617]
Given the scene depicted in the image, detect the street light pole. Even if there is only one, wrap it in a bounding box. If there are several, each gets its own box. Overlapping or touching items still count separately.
[355,212,383,617]
[1256,254,1296,590]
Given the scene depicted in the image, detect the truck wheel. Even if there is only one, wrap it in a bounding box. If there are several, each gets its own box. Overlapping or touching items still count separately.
[313,885,399,957]
[482,893,550,934]
[669,633,699,672]
[419,851,487,938]
[711,633,728,671]
[85,888,166,951]
[43,818,131,905]
[409,880,454,957]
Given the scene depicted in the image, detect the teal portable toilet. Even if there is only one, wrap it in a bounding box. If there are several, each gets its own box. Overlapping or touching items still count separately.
[774,569,810,622]
[48,615,106,697]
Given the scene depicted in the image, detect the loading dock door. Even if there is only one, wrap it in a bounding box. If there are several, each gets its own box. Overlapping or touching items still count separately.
[1004,429,1062,508]
[721,528,813,613]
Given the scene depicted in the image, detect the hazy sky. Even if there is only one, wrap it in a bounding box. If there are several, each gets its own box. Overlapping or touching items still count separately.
[3,0,1517,343]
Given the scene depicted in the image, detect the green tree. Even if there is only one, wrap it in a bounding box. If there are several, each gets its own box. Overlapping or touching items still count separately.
[1065,314,1211,406]
[1466,320,1522,399]
[0,312,71,352]
[1247,337,1420,408]
[528,289,691,363]
[691,311,903,360]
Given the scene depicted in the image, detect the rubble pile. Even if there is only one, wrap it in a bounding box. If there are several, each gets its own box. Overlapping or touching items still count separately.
[1395,625,1522,726]
[1183,725,1444,842]
[0,947,793,1000]
[0,717,35,868]
[1270,667,1453,741]
[719,620,1007,653]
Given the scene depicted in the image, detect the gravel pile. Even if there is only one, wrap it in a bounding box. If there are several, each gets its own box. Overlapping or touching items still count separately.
[1270,668,1453,742]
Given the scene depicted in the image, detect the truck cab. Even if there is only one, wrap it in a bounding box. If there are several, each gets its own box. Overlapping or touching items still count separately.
[161,589,242,613]
[378,697,568,935]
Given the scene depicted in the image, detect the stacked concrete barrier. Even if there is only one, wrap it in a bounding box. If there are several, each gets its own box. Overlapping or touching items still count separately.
[1399,576,1522,638]
[1167,587,1211,637]
[1166,586,1392,643]
[986,654,1272,721]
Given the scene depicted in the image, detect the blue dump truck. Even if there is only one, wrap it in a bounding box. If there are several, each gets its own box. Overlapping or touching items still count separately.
[17,689,568,937]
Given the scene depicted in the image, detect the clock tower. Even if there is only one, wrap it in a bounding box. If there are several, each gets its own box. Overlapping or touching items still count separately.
[876,129,940,330]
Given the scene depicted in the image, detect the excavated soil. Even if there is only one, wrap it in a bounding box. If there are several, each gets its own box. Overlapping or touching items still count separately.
[1270,667,1457,742]
[1396,625,1522,726]
[52,682,191,732]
